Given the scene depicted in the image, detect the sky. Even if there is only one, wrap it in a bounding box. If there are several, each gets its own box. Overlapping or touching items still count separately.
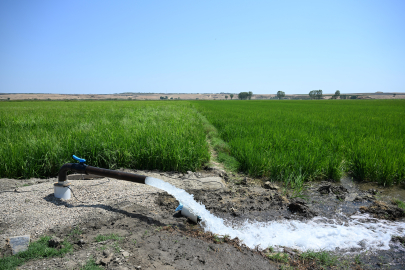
[1,0,404,95]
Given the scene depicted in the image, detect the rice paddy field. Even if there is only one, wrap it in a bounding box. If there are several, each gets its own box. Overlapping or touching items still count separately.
[193,100,405,186]
[0,101,209,178]
[1,99,404,186]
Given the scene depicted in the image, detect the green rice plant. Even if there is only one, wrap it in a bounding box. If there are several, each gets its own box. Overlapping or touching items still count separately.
[193,100,405,185]
[0,100,209,178]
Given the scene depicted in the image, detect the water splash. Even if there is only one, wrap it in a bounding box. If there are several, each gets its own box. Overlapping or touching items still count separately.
[145,177,405,251]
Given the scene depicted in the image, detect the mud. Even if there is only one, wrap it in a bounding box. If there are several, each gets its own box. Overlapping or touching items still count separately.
[1,172,405,269]
[360,201,405,221]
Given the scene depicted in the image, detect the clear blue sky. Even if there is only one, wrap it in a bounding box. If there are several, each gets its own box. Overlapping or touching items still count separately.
[1,0,404,95]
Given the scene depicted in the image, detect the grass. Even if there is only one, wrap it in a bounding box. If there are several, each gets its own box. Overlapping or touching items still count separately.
[94,233,123,242]
[197,112,239,172]
[69,226,83,236]
[0,100,209,178]
[267,252,289,263]
[0,236,72,270]
[194,100,405,186]
[393,199,405,210]
[213,234,223,243]
[94,233,123,254]
[300,250,338,268]
[80,259,103,270]
[112,242,121,253]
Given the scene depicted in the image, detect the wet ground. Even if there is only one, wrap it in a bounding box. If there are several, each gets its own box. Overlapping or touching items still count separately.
[1,171,405,270]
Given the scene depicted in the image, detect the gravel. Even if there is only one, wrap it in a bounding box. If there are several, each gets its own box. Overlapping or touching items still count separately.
[0,169,225,249]
[0,176,161,245]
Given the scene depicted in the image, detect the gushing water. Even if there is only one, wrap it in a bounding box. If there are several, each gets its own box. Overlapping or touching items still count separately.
[145,177,405,251]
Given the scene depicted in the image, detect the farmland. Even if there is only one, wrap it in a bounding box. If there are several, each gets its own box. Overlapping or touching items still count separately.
[1,99,404,185]
[193,100,405,186]
[0,101,209,178]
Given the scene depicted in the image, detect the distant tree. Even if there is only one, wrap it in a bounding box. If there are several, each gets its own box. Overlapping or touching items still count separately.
[341,95,347,100]
[248,91,253,100]
[330,90,340,100]
[225,95,228,100]
[317,90,323,99]
[238,92,249,100]
[170,97,173,100]
[230,94,234,100]
[309,91,315,99]
[309,90,323,100]
[393,93,396,97]
[276,91,285,100]
[350,95,357,99]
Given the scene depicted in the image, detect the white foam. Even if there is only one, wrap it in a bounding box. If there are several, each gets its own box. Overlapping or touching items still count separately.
[145,177,405,251]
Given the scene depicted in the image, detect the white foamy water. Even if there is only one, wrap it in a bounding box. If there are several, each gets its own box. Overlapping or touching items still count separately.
[145,177,405,251]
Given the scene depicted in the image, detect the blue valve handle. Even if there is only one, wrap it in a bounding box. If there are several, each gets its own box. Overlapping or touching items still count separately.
[72,155,86,163]
[175,203,183,211]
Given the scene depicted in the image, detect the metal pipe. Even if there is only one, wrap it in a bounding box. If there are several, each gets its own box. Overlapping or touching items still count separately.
[58,163,146,184]
[58,163,87,182]
[85,165,146,184]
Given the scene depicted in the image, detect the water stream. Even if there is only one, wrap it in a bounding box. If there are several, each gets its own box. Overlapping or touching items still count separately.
[145,177,405,252]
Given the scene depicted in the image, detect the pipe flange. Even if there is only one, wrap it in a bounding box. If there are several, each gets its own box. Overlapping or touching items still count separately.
[54,182,71,187]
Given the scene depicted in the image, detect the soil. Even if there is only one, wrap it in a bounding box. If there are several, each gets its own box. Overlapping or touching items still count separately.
[1,171,405,270]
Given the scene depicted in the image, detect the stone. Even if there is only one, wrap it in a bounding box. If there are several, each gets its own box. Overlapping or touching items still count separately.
[103,249,112,257]
[336,194,345,200]
[48,236,62,248]
[263,181,279,190]
[65,260,77,270]
[345,193,358,202]
[360,201,405,220]
[283,247,296,255]
[8,235,30,255]
[77,238,86,246]
[122,251,130,257]
[331,185,348,195]
[100,256,113,265]
[368,189,378,195]
[318,184,332,194]
[362,194,374,200]
[288,199,316,218]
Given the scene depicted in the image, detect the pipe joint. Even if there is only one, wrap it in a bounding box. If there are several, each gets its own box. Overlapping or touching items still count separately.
[58,163,87,182]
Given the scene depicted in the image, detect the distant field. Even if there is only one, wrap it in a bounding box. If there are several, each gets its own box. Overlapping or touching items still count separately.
[194,100,405,186]
[0,101,209,178]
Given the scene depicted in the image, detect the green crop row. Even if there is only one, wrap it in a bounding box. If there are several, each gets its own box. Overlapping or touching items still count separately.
[0,100,210,178]
[193,100,405,186]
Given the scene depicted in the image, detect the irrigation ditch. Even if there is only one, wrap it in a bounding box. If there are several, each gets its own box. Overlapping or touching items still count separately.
[1,167,405,270]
